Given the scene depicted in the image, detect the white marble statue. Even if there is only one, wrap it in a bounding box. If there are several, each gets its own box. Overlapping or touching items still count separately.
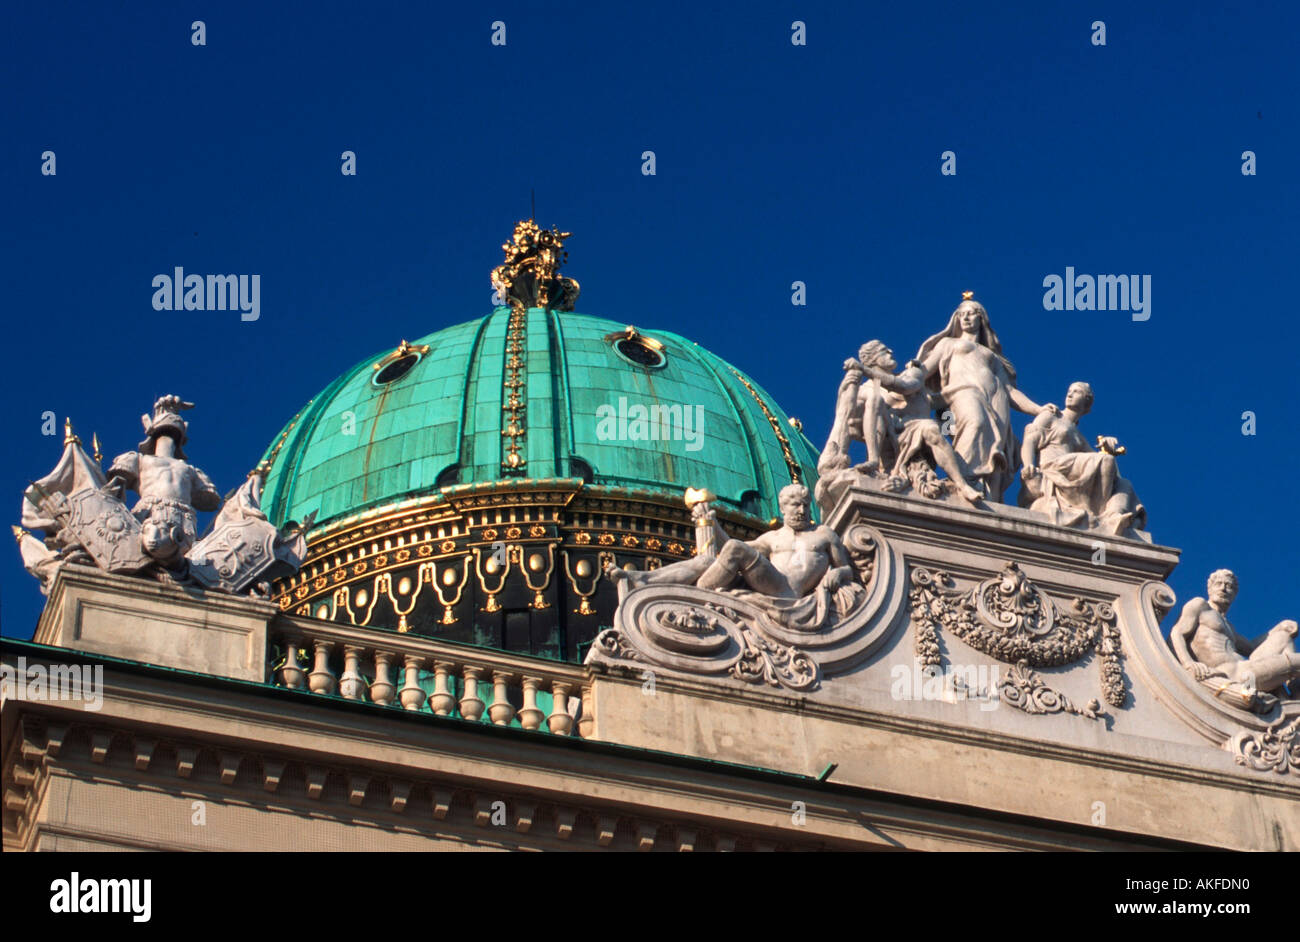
[103,396,221,568]
[855,341,987,503]
[910,294,1056,503]
[1019,382,1146,535]
[1171,570,1299,710]
[16,396,310,596]
[608,484,858,613]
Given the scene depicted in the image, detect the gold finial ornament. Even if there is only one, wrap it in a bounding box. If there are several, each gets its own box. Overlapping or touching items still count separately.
[92,433,102,463]
[64,418,80,446]
[684,487,716,508]
[962,290,975,301]
[491,220,577,471]
[490,219,580,313]
[12,525,26,544]
[372,339,430,373]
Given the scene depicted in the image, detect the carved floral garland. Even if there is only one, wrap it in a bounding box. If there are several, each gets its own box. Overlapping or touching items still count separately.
[910,561,1125,709]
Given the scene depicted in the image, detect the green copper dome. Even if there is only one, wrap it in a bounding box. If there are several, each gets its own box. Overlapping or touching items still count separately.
[258,307,820,530]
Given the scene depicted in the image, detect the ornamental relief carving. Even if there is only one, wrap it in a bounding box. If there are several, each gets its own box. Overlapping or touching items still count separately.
[586,496,902,692]
[591,599,820,692]
[909,561,1125,711]
[1226,712,1299,778]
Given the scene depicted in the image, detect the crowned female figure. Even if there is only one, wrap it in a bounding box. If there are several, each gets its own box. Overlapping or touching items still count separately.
[913,293,1055,503]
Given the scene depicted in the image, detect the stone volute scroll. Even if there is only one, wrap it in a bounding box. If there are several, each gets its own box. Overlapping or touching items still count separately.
[1226,709,1299,776]
[584,483,904,690]
[15,396,312,597]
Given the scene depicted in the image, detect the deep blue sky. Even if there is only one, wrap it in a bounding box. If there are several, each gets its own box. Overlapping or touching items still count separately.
[2,2,1296,639]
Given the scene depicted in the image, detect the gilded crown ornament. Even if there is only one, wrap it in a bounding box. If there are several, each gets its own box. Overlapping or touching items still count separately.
[490,219,580,312]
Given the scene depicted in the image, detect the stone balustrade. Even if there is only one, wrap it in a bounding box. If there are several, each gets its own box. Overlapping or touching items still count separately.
[268,616,593,737]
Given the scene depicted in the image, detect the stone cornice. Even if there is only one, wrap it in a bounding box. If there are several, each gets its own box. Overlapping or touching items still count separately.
[3,689,1208,853]
[36,564,278,648]
[827,484,1180,585]
[587,662,1300,802]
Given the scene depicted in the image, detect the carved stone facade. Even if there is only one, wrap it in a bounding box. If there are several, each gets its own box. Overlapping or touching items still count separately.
[6,258,1296,851]
[908,562,1125,711]
[8,566,1292,852]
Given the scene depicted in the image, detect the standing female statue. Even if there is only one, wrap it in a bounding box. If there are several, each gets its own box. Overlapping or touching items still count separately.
[908,293,1056,503]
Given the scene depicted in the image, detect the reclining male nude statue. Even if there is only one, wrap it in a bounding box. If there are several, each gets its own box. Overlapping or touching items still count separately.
[607,483,858,613]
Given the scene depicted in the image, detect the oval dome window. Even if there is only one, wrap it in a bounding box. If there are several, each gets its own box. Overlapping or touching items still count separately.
[372,353,421,386]
[611,334,666,369]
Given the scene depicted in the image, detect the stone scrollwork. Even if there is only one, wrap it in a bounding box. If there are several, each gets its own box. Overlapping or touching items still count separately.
[732,622,818,691]
[590,628,641,664]
[842,521,877,588]
[910,561,1125,709]
[999,660,1103,720]
[590,574,868,693]
[585,485,905,691]
[908,569,946,672]
[1226,713,1299,777]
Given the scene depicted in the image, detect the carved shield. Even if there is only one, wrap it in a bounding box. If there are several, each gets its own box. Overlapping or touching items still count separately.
[62,488,151,573]
[187,517,278,593]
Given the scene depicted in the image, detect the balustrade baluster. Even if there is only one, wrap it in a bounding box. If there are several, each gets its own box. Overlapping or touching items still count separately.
[278,638,306,689]
[459,666,485,721]
[488,671,516,726]
[370,651,396,705]
[429,661,457,715]
[547,681,574,736]
[308,640,336,695]
[398,655,426,711]
[339,645,367,700]
[576,682,595,738]
[518,676,544,730]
